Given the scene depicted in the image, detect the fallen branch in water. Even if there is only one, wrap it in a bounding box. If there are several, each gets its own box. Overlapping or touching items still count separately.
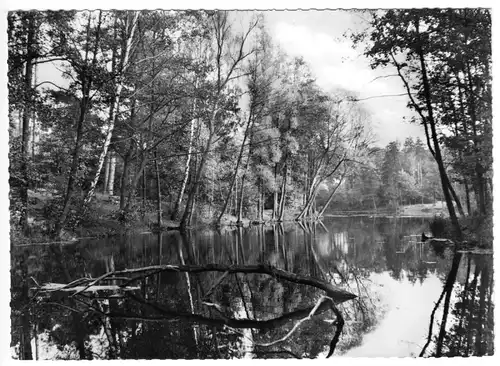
[34,263,356,302]
[33,283,140,293]
[33,263,354,358]
[72,291,345,355]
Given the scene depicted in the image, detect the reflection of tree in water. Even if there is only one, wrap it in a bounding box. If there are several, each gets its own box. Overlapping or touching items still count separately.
[298,221,380,353]
[420,253,494,357]
[11,219,494,359]
[13,226,357,359]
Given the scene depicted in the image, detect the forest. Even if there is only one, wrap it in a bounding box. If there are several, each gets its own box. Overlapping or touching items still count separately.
[8,9,493,361]
[8,9,491,243]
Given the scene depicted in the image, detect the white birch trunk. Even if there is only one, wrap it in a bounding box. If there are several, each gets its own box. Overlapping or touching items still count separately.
[107,151,116,195]
[83,12,139,207]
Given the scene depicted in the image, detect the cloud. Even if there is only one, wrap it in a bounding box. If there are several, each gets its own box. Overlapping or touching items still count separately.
[272,20,425,146]
[273,21,391,97]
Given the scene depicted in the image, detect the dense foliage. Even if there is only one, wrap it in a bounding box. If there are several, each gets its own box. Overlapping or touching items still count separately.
[8,10,374,235]
[325,137,444,211]
[351,9,492,237]
[8,9,491,238]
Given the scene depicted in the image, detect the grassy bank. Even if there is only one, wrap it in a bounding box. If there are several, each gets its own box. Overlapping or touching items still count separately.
[16,190,303,243]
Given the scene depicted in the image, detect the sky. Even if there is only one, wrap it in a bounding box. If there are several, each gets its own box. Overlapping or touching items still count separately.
[260,10,425,146]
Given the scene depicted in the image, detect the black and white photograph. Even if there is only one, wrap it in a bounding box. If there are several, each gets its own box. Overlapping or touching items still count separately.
[4,1,495,360]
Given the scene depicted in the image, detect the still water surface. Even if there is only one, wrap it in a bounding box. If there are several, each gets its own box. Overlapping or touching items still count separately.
[11,216,494,359]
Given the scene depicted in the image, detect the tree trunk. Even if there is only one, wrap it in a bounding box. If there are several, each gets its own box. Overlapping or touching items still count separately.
[237,180,244,224]
[119,144,133,209]
[272,190,278,221]
[464,181,471,215]
[237,147,251,224]
[124,152,148,212]
[475,262,489,355]
[142,165,146,210]
[82,12,139,208]
[57,98,89,235]
[19,291,33,359]
[218,112,254,223]
[107,151,116,195]
[154,149,162,227]
[278,163,288,222]
[103,152,110,194]
[257,180,264,222]
[171,116,196,220]
[435,253,462,356]
[464,61,487,215]
[19,14,36,233]
[297,183,320,220]
[181,133,213,229]
[446,177,465,217]
[56,12,102,236]
[180,93,221,230]
[474,168,486,215]
[296,154,340,221]
[414,19,461,240]
[233,178,239,217]
[317,173,345,218]
[272,164,278,221]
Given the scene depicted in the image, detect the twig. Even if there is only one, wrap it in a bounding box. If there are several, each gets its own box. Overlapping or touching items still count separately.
[37,283,140,293]
[203,271,229,300]
[255,296,330,347]
[326,302,345,358]
[42,302,82,314]
[14,240,77,247]
[40,278,93,292]
[30,277,40,287]
[201,301,227,314]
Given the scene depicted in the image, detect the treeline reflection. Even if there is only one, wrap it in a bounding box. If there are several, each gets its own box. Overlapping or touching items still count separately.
[11,217,494,359]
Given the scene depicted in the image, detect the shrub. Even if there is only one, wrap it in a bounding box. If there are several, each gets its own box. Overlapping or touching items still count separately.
[429,215,449,237]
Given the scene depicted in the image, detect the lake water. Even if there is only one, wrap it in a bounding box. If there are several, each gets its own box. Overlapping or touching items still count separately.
[11,216,494,359]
